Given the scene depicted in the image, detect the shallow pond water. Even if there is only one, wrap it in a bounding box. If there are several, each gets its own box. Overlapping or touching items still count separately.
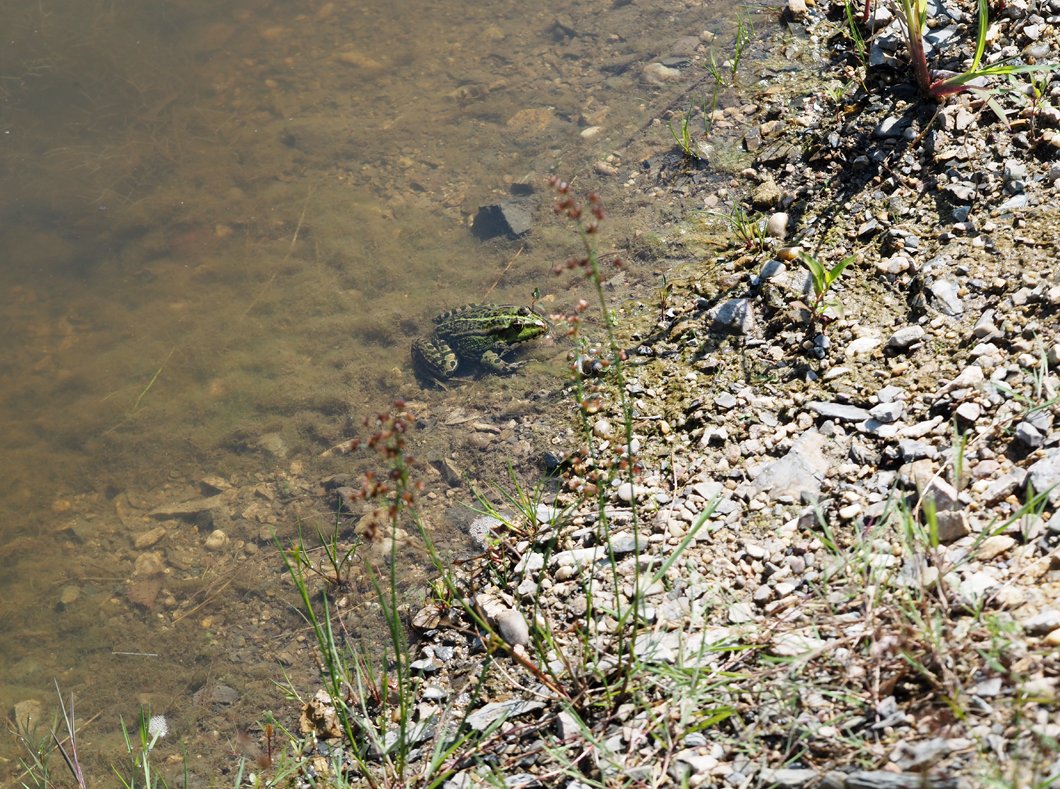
[0,0,766,780]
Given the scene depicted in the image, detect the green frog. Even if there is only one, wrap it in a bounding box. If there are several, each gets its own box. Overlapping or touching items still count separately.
[412,304,548,380]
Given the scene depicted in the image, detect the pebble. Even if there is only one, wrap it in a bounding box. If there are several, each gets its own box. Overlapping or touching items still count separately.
[752,179,782,209]
[134,526,168,549]
[929,279,964,316]
[593,419,613,438]
[1015,421,1045,447]
[935,511,970,543]
[886,325,926,352]
[869,401,904,423]
[766,212,789,239]
[877,255,911,274]
[1026,448,1060,505]
[134,551,165,576]
[495,608,530,647]
[205,529,229,551]
[642,62,683,84]
[1023,609,1060,635]
[976,535,1016,560]
[846,336,881,357]
[707,298,756,334]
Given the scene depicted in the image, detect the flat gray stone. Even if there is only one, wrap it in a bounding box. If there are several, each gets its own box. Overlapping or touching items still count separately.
[997,193,1029,213]
[886,325,926,353]
[898,439,936,461]
[708,298,755,334]
[807,401,871,422]
[847,771,960,789]
[466,699,544,731]
[751,429,831,500]
[875,116,909,138]
[870,401,904,423]
[759,768,820,788]
[846,336,882,357]
[1015,421,1045,448]
[1022,609,1060,635]
[472,200,532,239]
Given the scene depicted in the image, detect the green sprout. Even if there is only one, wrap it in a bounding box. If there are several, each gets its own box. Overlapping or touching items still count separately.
[668,103,708,161]
[800,250,855,319]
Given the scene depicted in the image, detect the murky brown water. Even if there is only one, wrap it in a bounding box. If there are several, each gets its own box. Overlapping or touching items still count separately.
[0,0,759,781]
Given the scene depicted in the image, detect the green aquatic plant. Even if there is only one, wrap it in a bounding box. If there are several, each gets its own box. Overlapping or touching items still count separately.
[731,10,755,81]
[113,708,183,789]
[706,10,754,87]
[668,103,706,160]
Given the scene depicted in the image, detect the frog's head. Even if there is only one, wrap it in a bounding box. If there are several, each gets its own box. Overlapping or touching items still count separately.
[504,306,549,344]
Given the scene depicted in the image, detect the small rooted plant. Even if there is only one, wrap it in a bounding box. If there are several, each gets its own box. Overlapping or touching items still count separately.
[115,709,174,789]
[708,10,755,86]
[721,203,768,250]
[668,102,710,161]
[289,513,361,593]
[668,104,697,159]
[799,250,854,324]
[877,0,1057,100]
[843,0,869,75]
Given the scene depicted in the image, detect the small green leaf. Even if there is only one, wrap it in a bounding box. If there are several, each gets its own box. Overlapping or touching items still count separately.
[799,252,828,298]
[825,255,855,289]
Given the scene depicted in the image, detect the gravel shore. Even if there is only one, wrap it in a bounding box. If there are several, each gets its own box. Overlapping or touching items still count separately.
[294,1,1060,786]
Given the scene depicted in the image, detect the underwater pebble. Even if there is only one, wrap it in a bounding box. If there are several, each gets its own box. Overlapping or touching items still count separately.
[642,62,682,84]
[205,529,229,551]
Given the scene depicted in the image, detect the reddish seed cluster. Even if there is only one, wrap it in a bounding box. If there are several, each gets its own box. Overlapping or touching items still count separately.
[549,176,605,233]
[548,178,626,285]
[345,400,423,512]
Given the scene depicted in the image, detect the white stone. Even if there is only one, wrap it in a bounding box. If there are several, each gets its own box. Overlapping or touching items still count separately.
[767,212,789,239]
[846,336,881,357]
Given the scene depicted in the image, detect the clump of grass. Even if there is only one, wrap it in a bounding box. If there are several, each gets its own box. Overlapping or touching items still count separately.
[11,682,87,789]
[726,203,769,250]
[668,103,708,161]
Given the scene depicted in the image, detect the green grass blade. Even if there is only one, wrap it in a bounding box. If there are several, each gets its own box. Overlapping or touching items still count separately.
[971,0,988,72]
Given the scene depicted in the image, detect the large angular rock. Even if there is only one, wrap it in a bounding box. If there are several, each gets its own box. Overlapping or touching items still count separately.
[1027,447,1060,505]
[751,429,831,501]
[471,199,533,239]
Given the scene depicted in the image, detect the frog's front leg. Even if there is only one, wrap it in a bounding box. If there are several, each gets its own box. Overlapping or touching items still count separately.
[479,350,523,374]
